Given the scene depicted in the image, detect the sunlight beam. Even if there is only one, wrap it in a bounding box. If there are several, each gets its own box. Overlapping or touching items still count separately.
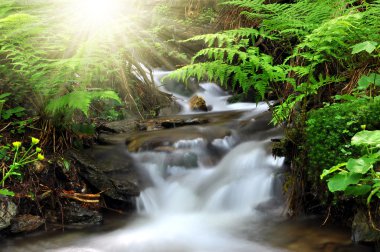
[67,0,126,36]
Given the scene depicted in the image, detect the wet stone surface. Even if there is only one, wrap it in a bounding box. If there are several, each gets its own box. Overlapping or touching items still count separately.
[0,197,17,231]
[10,214,45,233]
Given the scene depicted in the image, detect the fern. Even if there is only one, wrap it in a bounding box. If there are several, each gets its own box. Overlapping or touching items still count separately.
[184,27,275,47]
[168,23,287,99]
[46,90,121,117]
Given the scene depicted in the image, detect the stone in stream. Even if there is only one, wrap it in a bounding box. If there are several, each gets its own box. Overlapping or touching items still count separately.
[352,210,380,242]
[68,149,139,210]
[0,197,17,231]
[62,201,103,226]
[10,214,45,233]
[189,95,208,111]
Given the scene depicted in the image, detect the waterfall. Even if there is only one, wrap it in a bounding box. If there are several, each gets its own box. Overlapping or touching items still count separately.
[15,71,288,252]
[64,72,287,252]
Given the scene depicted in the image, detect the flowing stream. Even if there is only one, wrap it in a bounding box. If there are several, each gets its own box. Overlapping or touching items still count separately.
[3,71,368,252]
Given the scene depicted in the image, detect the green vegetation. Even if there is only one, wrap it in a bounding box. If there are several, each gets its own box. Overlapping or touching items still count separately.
[305,98,380,199]
[164,0,380,224]
[0,0,379,236]
[321,130,380,206]
[0,137,44,197]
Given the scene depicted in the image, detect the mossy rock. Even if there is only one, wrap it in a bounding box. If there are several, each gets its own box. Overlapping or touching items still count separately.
[189,95,208,111]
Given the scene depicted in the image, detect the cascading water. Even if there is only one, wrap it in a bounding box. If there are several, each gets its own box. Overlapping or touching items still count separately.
[49,71,287,252]
[3,71,360,252]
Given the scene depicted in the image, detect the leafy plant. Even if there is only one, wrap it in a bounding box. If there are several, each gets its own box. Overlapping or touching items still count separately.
[305,97,380,190]
[166,27,287,100]
[0,93,25,120]
[321,130,380,206]
[0,137,45,196]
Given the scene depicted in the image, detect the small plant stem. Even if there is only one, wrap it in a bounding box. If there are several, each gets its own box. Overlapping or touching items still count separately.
[0,164,17,185]
[19,144,35,162]
[2,165,4,187]
[18,152,37,164]
[12,147,19,165]
[20,158,39,166]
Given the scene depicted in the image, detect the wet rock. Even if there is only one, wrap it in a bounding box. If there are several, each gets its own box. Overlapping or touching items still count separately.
[63,201,102,226]
[159,101,182,116]
[189,95,208,111]
[161,77,198,97]
[0,197,17,230]
[69,149,140,207]
[352,210,380,242]
[10,214,44,233]
[97,119,137,134]
[154,146,176,152]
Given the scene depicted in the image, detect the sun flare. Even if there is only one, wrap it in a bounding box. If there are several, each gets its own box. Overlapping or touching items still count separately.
[66,0,127,36]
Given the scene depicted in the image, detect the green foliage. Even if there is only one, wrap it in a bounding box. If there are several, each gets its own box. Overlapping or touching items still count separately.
[0,137,45,196]
[0,1,169,132]
[167,28,287,99]
[321,130,380,205]
[352,41,379,55]
[0,93,25,120]
[46,90,121,117]
[223,0,341,39]
[306,98,380,189]
[216,0,380,124]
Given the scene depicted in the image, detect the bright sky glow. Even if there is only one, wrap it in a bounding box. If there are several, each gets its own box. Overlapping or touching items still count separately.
[67,0,126,36]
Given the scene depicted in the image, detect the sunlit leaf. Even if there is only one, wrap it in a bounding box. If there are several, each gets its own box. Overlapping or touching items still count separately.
[0,188,15,197]
[347,157,375,174]
[351,41,378,54]
[352,130,380,146]
[327,172,362,192]
[320,162,346,179]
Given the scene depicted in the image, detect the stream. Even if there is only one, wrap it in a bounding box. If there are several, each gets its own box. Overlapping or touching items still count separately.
[2,71,372,252]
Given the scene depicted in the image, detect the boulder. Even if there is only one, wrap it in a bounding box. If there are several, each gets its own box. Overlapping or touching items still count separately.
[189,95,208,111]
[63,201,102,226]
[159,101,182,116]
[97,119,137,134]
[69,149,140,208]
[352,210,380,242]
[10,214,44,233]
[0,197,17,230]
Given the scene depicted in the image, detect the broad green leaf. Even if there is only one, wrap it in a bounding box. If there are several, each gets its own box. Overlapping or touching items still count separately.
[352,130,380,146]
[0,188,15,196]
[345,185,372,196]
[347,157,375,174]
[357,75,371,90]
[327,172,362,192]
[0,92,11,100]
[351,41,378,54]
[320,162,346,179]
[357,73,380,90]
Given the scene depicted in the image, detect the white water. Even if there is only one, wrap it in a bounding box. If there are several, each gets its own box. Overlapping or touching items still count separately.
[0,72,362,252]
[53,140,285,252]
[154,70,268,113]
[2,71,362,252]
[50,72,286,252]
[5,71,288,252]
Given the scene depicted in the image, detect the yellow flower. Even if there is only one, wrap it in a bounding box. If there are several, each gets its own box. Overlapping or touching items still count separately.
[12,141,22,148]
[37,153,45,161]
[31,137,40,145]
[36,147,42,153]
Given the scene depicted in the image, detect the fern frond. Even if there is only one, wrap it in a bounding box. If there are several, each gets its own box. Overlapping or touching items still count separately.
[46,90,121,117]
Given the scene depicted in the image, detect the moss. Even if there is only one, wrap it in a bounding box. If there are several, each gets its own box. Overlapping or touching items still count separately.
[304,97,380,206]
